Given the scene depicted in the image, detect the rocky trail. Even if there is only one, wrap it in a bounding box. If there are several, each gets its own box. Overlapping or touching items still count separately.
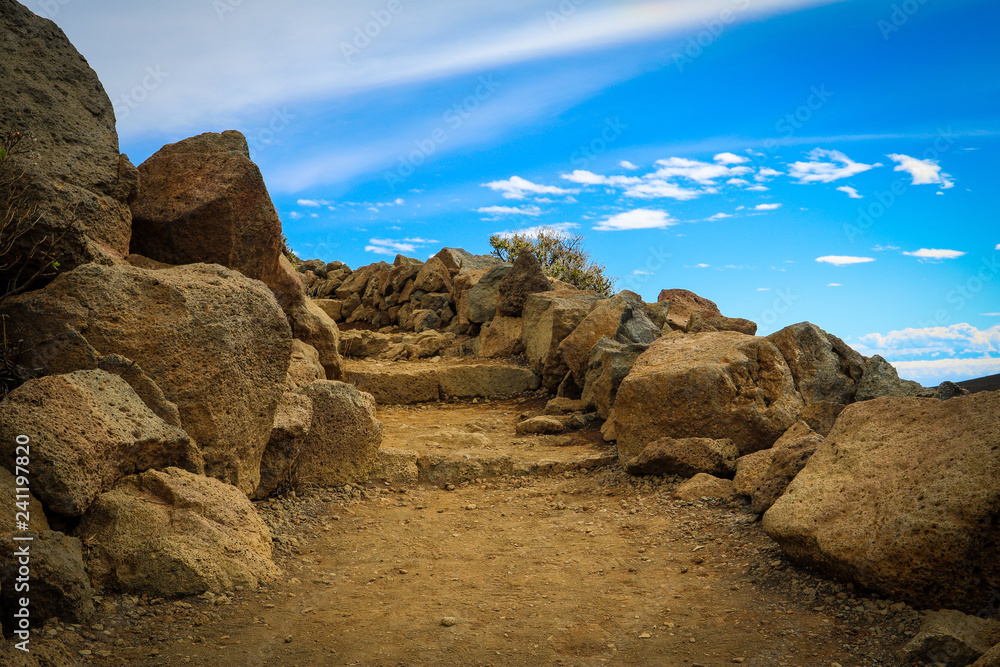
[32,387,926,667]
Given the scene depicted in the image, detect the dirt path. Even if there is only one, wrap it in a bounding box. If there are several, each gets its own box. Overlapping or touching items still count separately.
[36,399,924,667]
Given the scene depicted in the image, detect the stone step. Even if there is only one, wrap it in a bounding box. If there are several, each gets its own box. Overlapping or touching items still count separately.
[345,359,540,405]
[368,397,616,486]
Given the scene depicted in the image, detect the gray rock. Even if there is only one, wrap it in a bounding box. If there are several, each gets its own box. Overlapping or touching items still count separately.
[898,610,1000,667]
[580,337,649,420]
[465,265,512,324]
[767,322,865,405]
[854,354,927,401]
[496,252,552,317]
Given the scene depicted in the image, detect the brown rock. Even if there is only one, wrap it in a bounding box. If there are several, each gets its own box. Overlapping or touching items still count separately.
[97,353,182,428]
[465,265,512,324]
[0,531,94,625]
[674,473,735,500]
[496,252,552,317]
[347,369,440,405]
[78,467,280,596]
[558,291,655,385]
[656,289,722,330]
[0,262,291,495]
[521,289,604,391]
[288,298,344,381]
[254,392,313,499]
[0,370,203,516]
[436,364,540,398]
[625,437,739,477]
[750,432,824,513]
[767,322,865,405]
[580,337,650,420]
[295,382,383,486]
[413,256,453,294]
[285,340,325,391]
[0,0,136,285]
[687,311,757,336]
[131,131,285,293]
[799,401,846,436]
[515,416,566,435]
[612,332,803,459]
[732,450,775,497]
[898,610,1000,667]
[340,330,394,359]
[452,267,490,332]
[854,354,928,401]
[479,315,525,358]
[762,391,1000,613]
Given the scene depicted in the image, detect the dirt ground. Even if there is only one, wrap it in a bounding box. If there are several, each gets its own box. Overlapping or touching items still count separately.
[25,398,926,667]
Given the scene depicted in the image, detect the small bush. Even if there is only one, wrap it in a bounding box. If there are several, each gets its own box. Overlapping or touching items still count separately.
[488,227,615,296]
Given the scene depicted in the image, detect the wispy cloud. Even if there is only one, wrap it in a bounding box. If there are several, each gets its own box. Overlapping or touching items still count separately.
[714,152,749,165]
[836,186,863,199]
[887,154,954,189]
[754,203,782,211]
[483,176,577,200]
[789,148,881,184]
[872,244,900,252]
[365,237,439,256]
[816,255,875,266]
[477,205,542,216]
[827,283,842,287]
[902,248,966,260]
[619,160,639,170]
[892,357,1000,384]
[594,209,674,231]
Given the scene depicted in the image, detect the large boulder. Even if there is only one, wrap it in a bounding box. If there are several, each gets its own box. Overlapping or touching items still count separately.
[580,337,650,420]
[465,265,512,324]
[0,531,94,626]
[521,289,604,391]
[412,256,453,294]
[750,430,824,514]
[0,370,202,516]
[436,364,540,398]
[295,382,383,486]
[96,353,182,428]
[479,315,525,358]
[78,467,280,597]
[559,291,658,385]
[0,0,138,285]
[611,332,804,459]
[898,610,1000,667]
[767,322,865,405]
[624,437,739,478]
[0,262,292,495]
[762,391,1000,613]
[130,131,286,297]
[452,267,490,332]
[656,289,722,330]
[433,247,503,274]
[496,252,552,317]
[285,339,325,391]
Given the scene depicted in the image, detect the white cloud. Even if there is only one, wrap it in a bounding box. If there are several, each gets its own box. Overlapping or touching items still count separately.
[727,178,751,186]
[872,244,900,252]
[714,152,749,165]
[981,313,1000,317]
[492,222,579,239]
[651,157,751,184]
[827,283,842,287]
[477,205,542,216]
[297,199,322,207]
[836,186,863,199]
[708,213,733,220]
[594,209,674,231]
[789,149,881,184]
[891,357,1000,384]
[887,154,954,189]
[756,288,771,291]
[902,248,967,260]
[755,167,782,182]
[620,160,639,170]
[561,170,640,186]
[632,269,653,275]
[858,324,1000,359]
[754,203,781,211]
[288,211,303,220]
[695,263,710,268]
[483,176,577,200]
[995,244,1000,251]
[815,255,875,266]
[365,237,438,256]
[623,179,708,200]
[746,185,769,192]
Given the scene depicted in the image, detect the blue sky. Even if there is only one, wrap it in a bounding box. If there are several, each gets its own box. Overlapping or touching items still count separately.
[37,0,999,385]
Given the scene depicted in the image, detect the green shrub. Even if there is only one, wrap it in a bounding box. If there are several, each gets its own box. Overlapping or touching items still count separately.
[488,227,615,296]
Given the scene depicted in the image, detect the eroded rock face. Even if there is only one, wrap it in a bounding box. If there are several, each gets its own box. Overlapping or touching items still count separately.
[521,289,604,391]
[130,131,285,294]
[767,322,865,405]
[612,332,804,459]
[0,531,94,625]
[0,370,202,516]
[580,337,650,420]
[78,468,280,597]
[0,0,137,284]
[465,265,512,324]
[762,391,1000,613]
[0,262,292,495]
[854,355,927,401]
[496,252,552,317]
[656,289,722,331]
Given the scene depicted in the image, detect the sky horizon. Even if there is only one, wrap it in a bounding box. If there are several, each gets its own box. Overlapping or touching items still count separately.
[33,0,1000,386]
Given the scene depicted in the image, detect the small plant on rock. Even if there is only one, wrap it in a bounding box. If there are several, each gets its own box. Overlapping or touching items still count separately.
[488,226,615,296]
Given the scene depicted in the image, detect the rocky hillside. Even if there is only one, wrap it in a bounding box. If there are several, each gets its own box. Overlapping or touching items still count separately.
[1,2,998,664]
